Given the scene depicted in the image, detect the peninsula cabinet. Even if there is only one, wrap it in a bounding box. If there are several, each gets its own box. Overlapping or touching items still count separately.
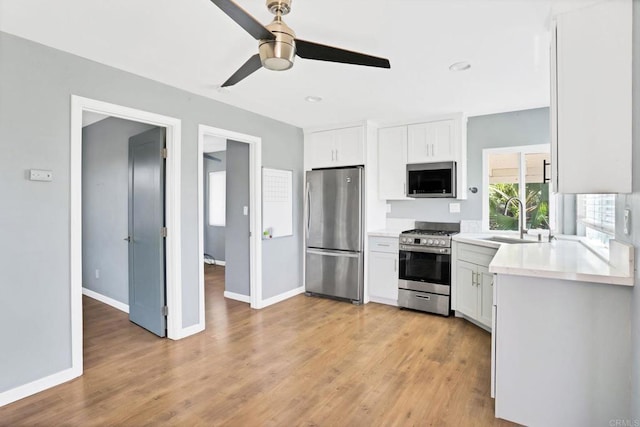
[452,242,497,330]
[551,0,632,193]
[304,126,364,169]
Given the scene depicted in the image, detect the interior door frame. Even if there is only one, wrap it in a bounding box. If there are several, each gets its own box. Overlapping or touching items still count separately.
[70,95,183,376]
[197,124,262,316]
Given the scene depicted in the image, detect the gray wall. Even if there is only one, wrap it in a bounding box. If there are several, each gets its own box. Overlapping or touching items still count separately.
[203,151,226,262]
[225,141,250,296]
[387,108,550,222]
[82,117,156,305]
[617,0,640,419]
[0,31,303,394]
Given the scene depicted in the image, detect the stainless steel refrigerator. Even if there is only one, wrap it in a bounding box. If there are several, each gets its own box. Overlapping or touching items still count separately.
[305,166,364,303]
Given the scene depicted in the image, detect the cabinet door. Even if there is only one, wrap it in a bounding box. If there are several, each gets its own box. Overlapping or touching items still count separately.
[455,260,477,318]
[478,265,494,328]
[368,251,399,302]
[305,131,336,169]
[553,0,632,193]
[378,126,408,200]
[407,120,455,163]
[333,127,364,167]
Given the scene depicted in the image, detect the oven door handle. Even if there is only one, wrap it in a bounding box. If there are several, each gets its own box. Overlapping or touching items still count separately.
[399,246,451,255]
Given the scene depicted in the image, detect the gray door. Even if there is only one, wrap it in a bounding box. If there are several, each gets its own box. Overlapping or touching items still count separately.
[128,128,166,337]
[306,167,363,252]
[225,141,251,296]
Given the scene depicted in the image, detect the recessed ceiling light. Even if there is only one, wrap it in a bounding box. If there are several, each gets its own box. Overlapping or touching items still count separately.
[305,96,323,103]
[449,61,471,72]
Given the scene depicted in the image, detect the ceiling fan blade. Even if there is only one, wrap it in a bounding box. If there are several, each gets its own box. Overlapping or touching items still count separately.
[209,0,275,41]
[295,39,390,69]
[221,54,263,87]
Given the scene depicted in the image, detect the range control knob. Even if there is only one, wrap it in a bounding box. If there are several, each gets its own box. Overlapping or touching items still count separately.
[440,240,446,246]
[421,239,427,244]
[427,239,434,245]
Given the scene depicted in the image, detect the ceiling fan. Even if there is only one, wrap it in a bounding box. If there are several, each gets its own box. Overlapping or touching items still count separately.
[210,0,391,87]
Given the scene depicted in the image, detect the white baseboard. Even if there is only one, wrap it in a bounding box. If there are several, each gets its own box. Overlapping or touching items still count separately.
[259,286,305,308]
[0,366,81,407]
[204,259,226,266]
[172,322,205,340]
[368,296,398,307]
[82,288,129,313]
[224,291,251,303]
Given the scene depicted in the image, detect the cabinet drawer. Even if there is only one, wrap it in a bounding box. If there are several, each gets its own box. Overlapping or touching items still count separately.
[369,237,398,253]
[455,242,497,267]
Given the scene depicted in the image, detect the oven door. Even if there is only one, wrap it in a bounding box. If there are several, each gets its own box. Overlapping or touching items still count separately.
[399,246,451,295]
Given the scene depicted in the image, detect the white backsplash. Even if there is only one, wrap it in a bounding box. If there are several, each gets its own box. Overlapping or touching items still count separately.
[385,218,416,232]
[461,220,482,233]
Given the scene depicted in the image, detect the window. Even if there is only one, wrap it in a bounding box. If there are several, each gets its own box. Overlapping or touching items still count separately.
[576,194,615,248]
[483,144,553,232]
[208,171,226,226]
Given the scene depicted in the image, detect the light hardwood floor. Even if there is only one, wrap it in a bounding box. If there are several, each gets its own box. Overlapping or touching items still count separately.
[0,265,514,426]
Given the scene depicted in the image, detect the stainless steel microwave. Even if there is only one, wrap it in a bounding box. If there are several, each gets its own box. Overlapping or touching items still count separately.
[406,161,457,198]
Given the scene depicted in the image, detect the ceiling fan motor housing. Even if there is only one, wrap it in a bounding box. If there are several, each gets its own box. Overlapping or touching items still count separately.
[259,18,296,71]
[266,0,292,15]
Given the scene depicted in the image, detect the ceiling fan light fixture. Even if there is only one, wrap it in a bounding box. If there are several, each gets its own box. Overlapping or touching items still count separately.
[259,19,296,71]
[449,61,471,72]
[263,56,294,71]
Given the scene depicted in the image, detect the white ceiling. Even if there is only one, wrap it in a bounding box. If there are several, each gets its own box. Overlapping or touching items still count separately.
[0,0,578,129]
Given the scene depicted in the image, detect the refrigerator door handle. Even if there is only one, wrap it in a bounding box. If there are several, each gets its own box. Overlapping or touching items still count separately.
[306,249,360,258]
[306,181,311,239]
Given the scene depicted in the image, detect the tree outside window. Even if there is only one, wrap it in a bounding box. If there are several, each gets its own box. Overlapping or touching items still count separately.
[484,145,552,231]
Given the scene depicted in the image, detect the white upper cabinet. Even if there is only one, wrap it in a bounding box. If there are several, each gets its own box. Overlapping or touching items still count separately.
[551,0,632,194]
[378,126,409,200]
[377,114,466,200]
[305,126,364,169]
[407,120,456,163]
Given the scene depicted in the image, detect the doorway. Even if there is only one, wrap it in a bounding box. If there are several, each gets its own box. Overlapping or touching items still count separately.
[197,124,262,324]
[70,96,183,376]
[82,117,167,336]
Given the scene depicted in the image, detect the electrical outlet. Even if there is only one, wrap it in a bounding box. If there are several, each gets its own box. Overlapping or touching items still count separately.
[449,203,461,213]
[95,269,100,279]
[29,169,53,182]
[243,206,248,216]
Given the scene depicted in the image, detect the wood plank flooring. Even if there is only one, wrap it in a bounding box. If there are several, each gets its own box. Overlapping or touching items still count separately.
[0,265,515,426]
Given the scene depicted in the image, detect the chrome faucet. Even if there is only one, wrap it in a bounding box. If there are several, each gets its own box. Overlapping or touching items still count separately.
[504,197,527,239]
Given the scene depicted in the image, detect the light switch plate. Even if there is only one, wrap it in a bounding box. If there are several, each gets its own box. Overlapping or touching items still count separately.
[30,169,53,182]
[243,206,248,216]
[449,203,461,213]
[624,208,631,235]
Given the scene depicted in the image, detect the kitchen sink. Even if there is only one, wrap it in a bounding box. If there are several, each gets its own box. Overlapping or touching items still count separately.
[480,236,538,244]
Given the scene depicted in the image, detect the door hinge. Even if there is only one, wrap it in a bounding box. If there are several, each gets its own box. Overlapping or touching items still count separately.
[161,227,167,238]
[161,148,168,159]
[162,305,168,316]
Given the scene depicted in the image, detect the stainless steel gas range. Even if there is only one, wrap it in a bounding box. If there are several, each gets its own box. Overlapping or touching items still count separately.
[398,221,460,316]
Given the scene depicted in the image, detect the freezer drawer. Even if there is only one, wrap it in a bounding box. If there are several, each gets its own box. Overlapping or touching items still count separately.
[305,249,363,302]
[398,289,450,316]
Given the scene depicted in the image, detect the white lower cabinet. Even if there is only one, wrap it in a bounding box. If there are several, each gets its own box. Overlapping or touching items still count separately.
[453,242,497,330]
[367,236,399,305]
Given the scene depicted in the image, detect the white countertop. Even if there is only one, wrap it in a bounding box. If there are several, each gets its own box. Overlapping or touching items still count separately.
[368,229,404,238]
[454,234,634,286]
